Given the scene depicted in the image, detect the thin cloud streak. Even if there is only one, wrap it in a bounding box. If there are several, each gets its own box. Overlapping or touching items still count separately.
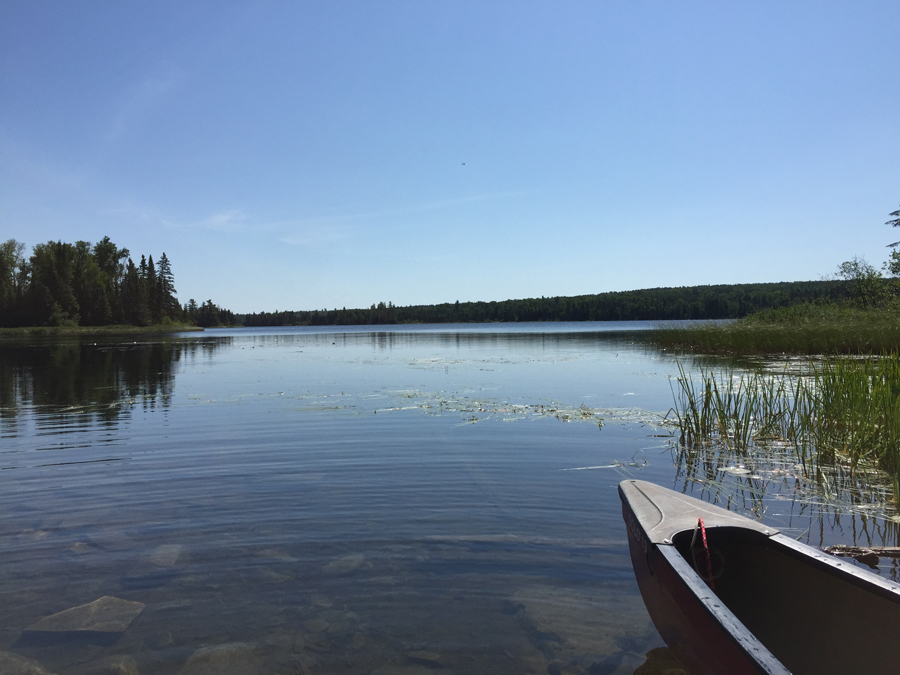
[106,66,185,142]
[154,209,252,233]
[283,191,524,231]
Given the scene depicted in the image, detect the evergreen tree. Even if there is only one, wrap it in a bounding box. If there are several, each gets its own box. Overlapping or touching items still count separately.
[147,255,161,323]
[156,252,179,319]
[120,258,151,326]
[184,298,199,324]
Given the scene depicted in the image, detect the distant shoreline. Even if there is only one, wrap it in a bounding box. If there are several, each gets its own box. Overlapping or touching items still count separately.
[0,324,204,337]
[239,280,851,327]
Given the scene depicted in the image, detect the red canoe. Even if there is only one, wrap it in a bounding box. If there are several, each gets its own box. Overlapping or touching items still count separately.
[619,479,900,675]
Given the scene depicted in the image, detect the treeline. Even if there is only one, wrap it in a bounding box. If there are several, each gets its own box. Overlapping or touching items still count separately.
[0,237,235,328]
[240,280,851,327]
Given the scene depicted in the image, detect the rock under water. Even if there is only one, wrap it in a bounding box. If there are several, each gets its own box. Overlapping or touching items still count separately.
[20,596,145,646]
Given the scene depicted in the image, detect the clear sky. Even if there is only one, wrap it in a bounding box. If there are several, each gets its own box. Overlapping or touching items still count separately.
[1,1,898,314]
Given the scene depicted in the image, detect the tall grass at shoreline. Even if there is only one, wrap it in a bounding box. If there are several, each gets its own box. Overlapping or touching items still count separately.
[652,303,900,355]
[669,355,900,497]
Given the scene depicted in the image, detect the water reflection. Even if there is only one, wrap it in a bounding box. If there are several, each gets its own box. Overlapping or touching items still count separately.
[0,338,224,440]
[669,442,900,580]
[207,326,646,354]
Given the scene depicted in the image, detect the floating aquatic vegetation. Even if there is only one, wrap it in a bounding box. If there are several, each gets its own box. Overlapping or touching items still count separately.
[368,390,675,432]
[561,450,649,473]
[182,386,672,431]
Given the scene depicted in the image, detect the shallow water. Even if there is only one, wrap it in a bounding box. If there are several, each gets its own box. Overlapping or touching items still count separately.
[1,323,896,674]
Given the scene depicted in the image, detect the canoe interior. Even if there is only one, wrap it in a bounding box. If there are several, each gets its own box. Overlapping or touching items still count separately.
[671,526,900,675]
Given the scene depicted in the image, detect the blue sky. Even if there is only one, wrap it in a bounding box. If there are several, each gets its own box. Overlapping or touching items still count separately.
[1,1,898,313]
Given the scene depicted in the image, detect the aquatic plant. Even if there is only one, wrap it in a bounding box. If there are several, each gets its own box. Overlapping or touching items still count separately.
[651,303,900,355]
[669,355,900,498]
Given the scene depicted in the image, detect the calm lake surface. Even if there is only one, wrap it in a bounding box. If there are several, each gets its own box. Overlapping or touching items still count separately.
[2,322,897,675]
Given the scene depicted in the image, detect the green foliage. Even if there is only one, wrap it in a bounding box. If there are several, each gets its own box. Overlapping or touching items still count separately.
[0,237,234,329]
[835,257,888,308]
[240,280,851,327]
[885,250,900,278]
[0,239,26,326]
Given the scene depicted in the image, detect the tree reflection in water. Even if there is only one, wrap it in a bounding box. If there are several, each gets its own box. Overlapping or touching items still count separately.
[0,337,225,435]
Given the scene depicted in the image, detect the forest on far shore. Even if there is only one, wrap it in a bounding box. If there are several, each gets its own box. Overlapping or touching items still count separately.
[0,237,860,330]
[0,238,235,328]
[240,279,852,327]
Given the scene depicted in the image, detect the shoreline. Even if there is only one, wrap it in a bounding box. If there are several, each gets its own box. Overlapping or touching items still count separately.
[0,324,205,337]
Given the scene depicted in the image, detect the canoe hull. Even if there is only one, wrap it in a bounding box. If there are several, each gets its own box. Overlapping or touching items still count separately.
[619,479,900,675]
[622,495,788,675]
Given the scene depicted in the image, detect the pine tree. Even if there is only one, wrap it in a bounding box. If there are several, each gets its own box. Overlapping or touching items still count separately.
[147,255,161,323]
[121,258,151,326]
[156,252,179,320]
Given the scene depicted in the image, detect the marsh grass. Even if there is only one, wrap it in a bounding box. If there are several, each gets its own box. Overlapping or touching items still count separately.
[652,303,900,355]
[669,355,900,497]
[671,441,899,540]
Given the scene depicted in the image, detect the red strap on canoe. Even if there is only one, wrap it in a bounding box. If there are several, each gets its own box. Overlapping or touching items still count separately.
[692,517,715,590]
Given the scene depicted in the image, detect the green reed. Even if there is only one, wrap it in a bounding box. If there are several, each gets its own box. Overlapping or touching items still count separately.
[669,355,900,496]
[651,304,900,355]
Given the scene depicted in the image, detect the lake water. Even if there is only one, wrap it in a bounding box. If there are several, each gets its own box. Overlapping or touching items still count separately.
[1,322,897,675]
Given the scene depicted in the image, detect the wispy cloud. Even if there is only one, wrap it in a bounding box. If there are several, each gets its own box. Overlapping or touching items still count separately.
[196,209,246,233]
[277,226,351,247]
[274,191,523,247]
[98,203,249,234]
[106,65,185,141]
[286,191,521,228]
[154,208,249,233]
[96,189,521,248]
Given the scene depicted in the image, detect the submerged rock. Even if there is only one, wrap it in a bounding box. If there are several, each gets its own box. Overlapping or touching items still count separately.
[123,544,190,589]
[0,651,57,675]
[323,553,365,575]
[255,548,299,562]
[17,529,49,542]
[286,653,318,675]
[149,544,190,568]
[511,584,652,660]
[370,666,433,675]
[69,542,95,555]
[24,596,145,637]
[633,647,688,675]
[89,655,141,675]
[256,568,293,584]
[149,630,175,649]
[407,650,442,665]
[303,618,330,634]
[179,643,259,675]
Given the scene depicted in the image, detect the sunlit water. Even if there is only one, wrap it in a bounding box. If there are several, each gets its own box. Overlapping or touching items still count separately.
[1,323,897,675]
